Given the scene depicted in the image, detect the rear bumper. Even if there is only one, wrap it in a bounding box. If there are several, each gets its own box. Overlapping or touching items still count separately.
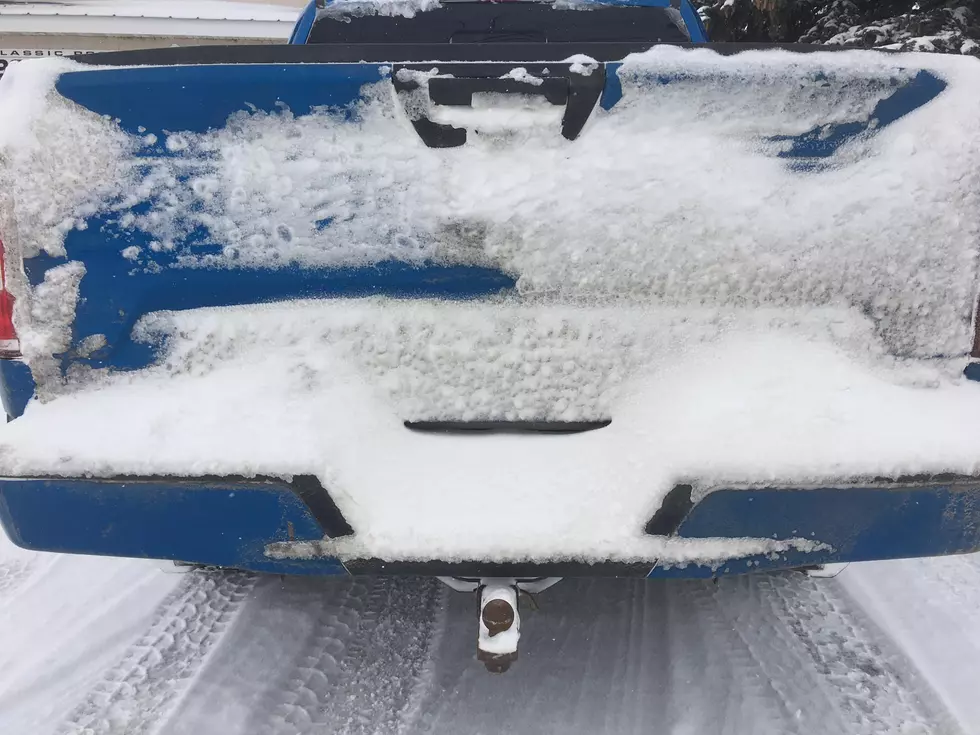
[1,475,979,578]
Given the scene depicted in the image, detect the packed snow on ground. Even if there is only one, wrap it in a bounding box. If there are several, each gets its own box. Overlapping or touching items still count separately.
[0,532,180,735]
[1,48,980,563]
[4,529,980,735]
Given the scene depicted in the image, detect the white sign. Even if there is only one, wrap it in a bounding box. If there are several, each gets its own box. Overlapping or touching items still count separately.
[0,49,99,77]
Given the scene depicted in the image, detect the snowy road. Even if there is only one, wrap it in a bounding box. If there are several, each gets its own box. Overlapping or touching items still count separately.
[2,533,979,735]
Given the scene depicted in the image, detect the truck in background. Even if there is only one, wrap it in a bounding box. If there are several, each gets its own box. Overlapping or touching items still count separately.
[0,0,305,77]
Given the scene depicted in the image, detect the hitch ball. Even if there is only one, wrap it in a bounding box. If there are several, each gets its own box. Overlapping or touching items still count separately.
[477,582,520,673]
[482,598,516,636]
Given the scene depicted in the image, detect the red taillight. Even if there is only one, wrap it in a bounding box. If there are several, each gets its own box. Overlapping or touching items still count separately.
[973,296,980,359]
[0,237,21,359]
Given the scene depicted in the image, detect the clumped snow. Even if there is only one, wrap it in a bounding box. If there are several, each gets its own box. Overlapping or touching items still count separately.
[6,49,975,361]
[2,49,980,562]
[135,302,940,423]
[696,0,980,56]
[0,59,134,263]
[317,0,440,19]
[499,67,545,86]
[1,300,979,563]
[564,53,600,75]
[429,93,566,133]
[18,262,86,389]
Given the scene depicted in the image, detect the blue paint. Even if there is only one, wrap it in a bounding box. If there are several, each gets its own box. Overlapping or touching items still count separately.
[600,62,624,110]
[679,0,708,43]
[3,474,978,577]
[55,64,385,136]
[771,70,946,162]
[0,360,35,419]
[0,477,348,575]
[289,0,317,44]
[647,482,980,577]
[966,362,980,382]
[24,242,515,375]
[3,28,973,577]
[23,63,516,381]
[600,66,943,168]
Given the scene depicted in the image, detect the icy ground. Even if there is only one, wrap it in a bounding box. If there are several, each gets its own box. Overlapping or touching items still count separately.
[2,524,980,735]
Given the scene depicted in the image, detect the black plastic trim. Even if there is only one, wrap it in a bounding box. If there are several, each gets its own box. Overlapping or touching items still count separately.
[68,42,861,68]
[392,62,604,147]
[427,75,569,106]
[305,4,691,46]
[287,475,356,538]
[404,419,611,434]
[644,483,694,536]
[344,558,655,578]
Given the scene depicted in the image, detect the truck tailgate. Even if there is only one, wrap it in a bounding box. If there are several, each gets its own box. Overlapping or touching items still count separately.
[1,44,980,572]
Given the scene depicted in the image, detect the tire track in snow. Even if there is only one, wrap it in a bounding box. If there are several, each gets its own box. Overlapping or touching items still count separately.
[676,580,820,735]
[255,576,445,735]
[409,578,801,735]
[405,575,958,735]
[58,569,255,735]
[395,583,450,735]
[872,554,980,650]
[841,554,980,732]
[747,572,943,735]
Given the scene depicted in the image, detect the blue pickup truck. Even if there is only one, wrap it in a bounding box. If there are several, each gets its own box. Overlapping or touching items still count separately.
[1,0,980,668]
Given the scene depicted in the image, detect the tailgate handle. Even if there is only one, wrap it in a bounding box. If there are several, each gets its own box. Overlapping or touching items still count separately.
[393,64,605,148]
[427,76,569,106]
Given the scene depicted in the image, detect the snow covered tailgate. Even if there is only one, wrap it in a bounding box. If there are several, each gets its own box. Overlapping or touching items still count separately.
[1,43,980,577]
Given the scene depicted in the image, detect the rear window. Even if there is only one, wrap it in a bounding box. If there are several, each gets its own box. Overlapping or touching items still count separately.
[308,2,691,45]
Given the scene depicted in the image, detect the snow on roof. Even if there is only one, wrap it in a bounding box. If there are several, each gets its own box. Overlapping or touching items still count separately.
[315,0,440,19]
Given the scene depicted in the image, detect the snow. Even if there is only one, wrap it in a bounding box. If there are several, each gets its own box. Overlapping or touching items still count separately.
[1,0,979,730]
[20,261,86,390]
[2,545,980,735]
[0,59,133,262]
[0,533,179,735]
[0,300,977,563]
[317,0,440,19]
[4,48,977,366]
[564,53,600,75]
[499,66,544,86]
[1,48,980,561]
[842,555,980,734]
[700,0,980,57]
[429,93,565,133]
